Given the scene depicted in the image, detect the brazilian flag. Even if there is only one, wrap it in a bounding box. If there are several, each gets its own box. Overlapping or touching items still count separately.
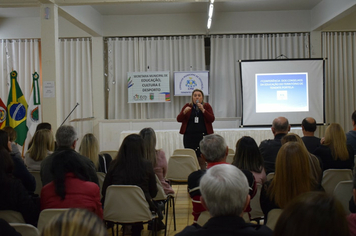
[6,71,28,146]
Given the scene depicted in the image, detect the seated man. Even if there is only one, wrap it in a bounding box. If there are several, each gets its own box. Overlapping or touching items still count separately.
[259,117,290,174]
[40,125,98,186]
[347,110,356,154]
[301,117,321,153]
[187,134,256,223]
[177,164,272,236]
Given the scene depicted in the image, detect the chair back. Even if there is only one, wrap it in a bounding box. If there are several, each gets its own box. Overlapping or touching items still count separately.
[37,208,70,233]
[228,148,235,155]
[172,149,199,168]
[226,154,234,164]
[166,155,199,182]
[334,180,353,214]
[196,210,210,226]
[0,210,25,223]
[250,183,264,220]
[103,185,153,223]
[153,175,167,201]
[266,172,275,182]
[29,171,42,196]
[99,150,118,159]
[321,169,353,194]
[266,209,283,231]
[9,223,40,236]
[97,172,106,197]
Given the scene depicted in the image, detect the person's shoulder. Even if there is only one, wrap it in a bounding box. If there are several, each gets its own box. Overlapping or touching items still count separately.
[245,224,273,235]
[175,224,202,236]
[188,170,205,180]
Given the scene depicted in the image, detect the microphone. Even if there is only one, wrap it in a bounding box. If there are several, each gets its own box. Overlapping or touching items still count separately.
[195,99,199,113]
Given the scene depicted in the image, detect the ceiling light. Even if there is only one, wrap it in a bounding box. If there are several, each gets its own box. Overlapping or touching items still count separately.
[208,4,214,18]
[207,18,212,29]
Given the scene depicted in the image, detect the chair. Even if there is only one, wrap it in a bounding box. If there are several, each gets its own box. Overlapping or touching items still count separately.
[249,183,264,223]
[37,208,70,233]
[172,148,199,169]
[196,210,210,226]
[166,155,199,183]
[29,171,42,196]
[153,175,176,236]
[99,150,118,159]
[333,180,353,214]
[266,209,283,231]
[103,185,158,236]
[9,223,40,236]
[228,148,235,155]
[226,154,234,164]
[321,169,353,195]
[97,172,106,197]
[266,172,275,181]
[0,210,25,223]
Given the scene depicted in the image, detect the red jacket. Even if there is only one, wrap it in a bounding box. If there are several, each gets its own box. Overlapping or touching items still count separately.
[40,173,103,219]
[177,102,215,135]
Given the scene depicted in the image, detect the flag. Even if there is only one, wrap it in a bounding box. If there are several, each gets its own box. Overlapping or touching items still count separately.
[27,72,42,136]
[7,71,28,146]
[0,98,6,129]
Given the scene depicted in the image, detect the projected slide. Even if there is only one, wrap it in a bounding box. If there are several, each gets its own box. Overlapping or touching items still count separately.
[256,73,308,113]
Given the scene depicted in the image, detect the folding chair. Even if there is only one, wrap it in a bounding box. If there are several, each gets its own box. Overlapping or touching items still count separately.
[29,171,42,196]
[321,169,353,195]
[266,209,283,231]
[333,180,353,214]
[37,208,70,233]
[0,210,25,223]
[9,223,40,236]
[166,155,199,183]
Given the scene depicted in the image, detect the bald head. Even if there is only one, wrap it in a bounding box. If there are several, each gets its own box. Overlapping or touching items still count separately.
[272,117,290,135]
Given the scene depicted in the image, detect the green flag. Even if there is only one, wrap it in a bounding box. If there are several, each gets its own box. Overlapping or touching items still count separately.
[6,71,28,146]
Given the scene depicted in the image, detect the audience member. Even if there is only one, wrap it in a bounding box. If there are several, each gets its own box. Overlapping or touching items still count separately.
[275,192,349,236]
[281,133,322,189]
[139,127,174,195]
[79,133,112,173]
[188,134,256,223]
[0,130,36,193]
[101,134,158,236]
[313,123,354,171]
[347,110,356,154]
[348,169,356,236]
[0,219,21,236]
[176,164,272,236]
[24,129,55,171]
[232,136,266,184]
[0,149,40,226]
[27,122,52,150]
[301,117,321,153]
[260,142,313,223]
[40,125,98,186]
[40,150,103,218]
[259,117,290,174]
[41,208,108,236]
[2,126,22,160]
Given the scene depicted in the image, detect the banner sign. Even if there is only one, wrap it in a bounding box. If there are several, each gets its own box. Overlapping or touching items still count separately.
[174,71,209,96]
[127,71,171,103]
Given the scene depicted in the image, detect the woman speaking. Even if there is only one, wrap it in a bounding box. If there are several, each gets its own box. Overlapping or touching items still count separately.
[177,89,215,168]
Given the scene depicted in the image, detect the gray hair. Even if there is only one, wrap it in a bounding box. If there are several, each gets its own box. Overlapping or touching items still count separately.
[200,164,249,217]
[55,125,77,147]
[199,134,227,162]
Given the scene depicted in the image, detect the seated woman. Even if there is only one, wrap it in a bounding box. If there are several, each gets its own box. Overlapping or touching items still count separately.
[260,142,313,223]
[313,123,354,171]
[40,151,103,219]
[281,133,323,189]
[24,129,55,171]
[274,192,349,236]
[0,130,35,194]
[232,136,266,185]
[27,122,52,150]
[139,127,174,195]
[79,133,112,173]
[2,126,22,161]
[102,134,158,236]
[0,149,40,226]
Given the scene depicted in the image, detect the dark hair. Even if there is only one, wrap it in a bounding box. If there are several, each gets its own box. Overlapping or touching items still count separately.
[232,136,264,173]
[0,130,10,152]
[2,126,17,142]
[51,151,90,200]
[36,122,52,132]
[0,149,14,175]
[274,191,349,236]
[352,111,356,124]
[302,118,317,132]
[110,134,147,185]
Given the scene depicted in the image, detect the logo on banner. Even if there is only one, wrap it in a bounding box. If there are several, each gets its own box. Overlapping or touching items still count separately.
[150,93,154,100]
[0,107,6,123]
[185,77,197,89]
[30,106,39,122]
[133,94,147,101]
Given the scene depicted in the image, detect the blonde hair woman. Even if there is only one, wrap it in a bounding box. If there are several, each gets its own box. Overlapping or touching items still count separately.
[41,208,107,236]
[313,123,354,171]
[79,133,112,173]
[260,142,313,223]
[24,129,55,171]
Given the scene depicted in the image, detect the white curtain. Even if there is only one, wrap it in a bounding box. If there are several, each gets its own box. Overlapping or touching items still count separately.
[106,36,206,119]
[322,32,356,131]
[58,38,93,123]
[0,39,40,106]
[210,33,310,118]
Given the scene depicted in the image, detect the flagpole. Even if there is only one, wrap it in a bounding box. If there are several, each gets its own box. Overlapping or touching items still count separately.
[60,103,79,127]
